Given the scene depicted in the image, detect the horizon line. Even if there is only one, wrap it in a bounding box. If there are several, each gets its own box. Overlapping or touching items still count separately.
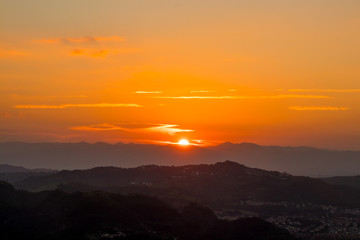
[0,140,357,152]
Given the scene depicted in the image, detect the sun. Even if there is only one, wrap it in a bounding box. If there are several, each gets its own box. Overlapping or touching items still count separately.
[178,139,190,146]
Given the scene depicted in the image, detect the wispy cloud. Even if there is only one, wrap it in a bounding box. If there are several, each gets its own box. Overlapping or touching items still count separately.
[71,123,129,131]
[134,91,163,94]
[108,138,208,146]
[46,95,87,98]
[71,123,194,135]
[109,138,222,146]
[146,140,201,146]
[289,106,349,111]
[14,103,142,109]
[71,48,142,58]
[36,36,125,44]
[190,90,216,93]
[146,124,194,135]
[155,95,330,99]
[228,89,237,92]
[289,89,360,93]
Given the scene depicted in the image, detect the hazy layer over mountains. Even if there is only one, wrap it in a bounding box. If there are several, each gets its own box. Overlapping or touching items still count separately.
[14,161,360,209]
[1,142,360,176]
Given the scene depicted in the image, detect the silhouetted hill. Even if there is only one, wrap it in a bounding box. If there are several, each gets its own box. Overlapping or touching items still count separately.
[0,164,56,184]
[15,161,360,209]
[1,142,360,176]
[0,164,53,173]
[0,181,295,240]
[323,176,360,190]
[0,164,29,173]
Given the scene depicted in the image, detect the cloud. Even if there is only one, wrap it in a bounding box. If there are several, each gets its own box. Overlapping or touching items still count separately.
[146,124,194,135]
[34,36,139,58]
[36,36,125,44]
[71,123,194,135]
[155,95,330,99]
[142,140,201,146]
[289,89,360,93]
[134,91,163,94]
[289,106,349,111]
[107,138,220,146]
[71,123,128,131]
[71,49,109,58]
[13,103,142,109]
[71,48,142,58]
[190,90,216,93]
[46,95,87,98]
[228,89,237,92]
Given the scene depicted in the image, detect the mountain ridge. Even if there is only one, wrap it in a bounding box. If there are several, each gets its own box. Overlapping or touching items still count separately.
[1,141,360,176]
[14,161,360,209]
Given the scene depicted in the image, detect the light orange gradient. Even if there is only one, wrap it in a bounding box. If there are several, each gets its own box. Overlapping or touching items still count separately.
[1,1,360,150]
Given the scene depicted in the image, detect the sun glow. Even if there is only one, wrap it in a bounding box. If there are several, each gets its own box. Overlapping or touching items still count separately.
[178,139,190,146]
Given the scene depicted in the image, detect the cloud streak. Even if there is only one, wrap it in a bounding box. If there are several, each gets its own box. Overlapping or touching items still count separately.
[190,90,216,93]
[147,124,194,135]
[71,123,194,135]
[14,103,142,109]
[37,36,125,44]
[71,48,142,58]
[155,95,330,99]
[134,91,163,94]
[289,106,349,111]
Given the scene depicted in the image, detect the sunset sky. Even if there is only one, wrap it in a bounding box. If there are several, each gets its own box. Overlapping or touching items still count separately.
[1,0,360,150]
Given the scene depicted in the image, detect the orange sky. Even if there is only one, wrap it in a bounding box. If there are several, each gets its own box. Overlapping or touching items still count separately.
[1,0,360,150]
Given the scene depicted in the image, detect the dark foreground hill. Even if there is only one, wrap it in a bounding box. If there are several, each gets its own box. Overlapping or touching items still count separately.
[0,181,294,240]
[15,161,360,210]
[2,141,360,176]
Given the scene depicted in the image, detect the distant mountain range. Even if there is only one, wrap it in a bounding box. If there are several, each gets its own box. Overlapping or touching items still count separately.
[0,164,56,184]
[1,142,360,176]
[0,164,54,173]
[14,161,360,210]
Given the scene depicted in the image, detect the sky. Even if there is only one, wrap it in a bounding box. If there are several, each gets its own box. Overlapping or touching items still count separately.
[1,0,360,150]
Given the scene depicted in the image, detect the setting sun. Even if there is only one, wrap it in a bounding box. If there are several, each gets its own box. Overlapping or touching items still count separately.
[178,139,190,146]
[1,1,360,238]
